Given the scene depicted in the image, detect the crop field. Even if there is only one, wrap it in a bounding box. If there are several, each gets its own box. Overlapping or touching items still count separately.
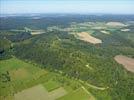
[0,57,91,100]
[58,87,95,100]
[43,80,61,92]
[14,84,50,100]
[76,32,102,44]
[0,57,48,99]
[15,84,67,100]
[106,22,126,27]
[49,87,67,99]
[114,55,134,72]
[9,68,29,79]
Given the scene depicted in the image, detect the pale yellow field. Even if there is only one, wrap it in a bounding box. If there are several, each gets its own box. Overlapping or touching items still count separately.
[106,22,126,27]
[114,55,134,72]
[76,32,102,44]
[31,31,44,35]
[100,30,110,34]
[121,29,130,32]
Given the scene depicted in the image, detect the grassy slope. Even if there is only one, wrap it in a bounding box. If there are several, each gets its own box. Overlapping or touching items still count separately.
[0,57,95,100]
[0,57,48,99]
[43,80,61,92]
[58,87,94,100]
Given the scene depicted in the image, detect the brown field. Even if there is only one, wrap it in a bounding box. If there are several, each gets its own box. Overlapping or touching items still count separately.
[114,55,134,72]
[14,84,67,100]
[106,22,126,27]
[76,32,102,44]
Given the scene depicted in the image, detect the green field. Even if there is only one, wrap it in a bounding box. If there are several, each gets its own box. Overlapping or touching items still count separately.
[0,57,48,99]
[0,57,94,100]
[58,87,95,100]
[43,80,61,92]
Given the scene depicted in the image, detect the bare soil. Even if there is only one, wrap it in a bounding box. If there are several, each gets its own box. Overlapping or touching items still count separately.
[114,55,134,72]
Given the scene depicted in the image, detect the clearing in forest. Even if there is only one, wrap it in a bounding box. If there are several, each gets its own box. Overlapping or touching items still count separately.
[114,55,134,72]
[76,32,102,44]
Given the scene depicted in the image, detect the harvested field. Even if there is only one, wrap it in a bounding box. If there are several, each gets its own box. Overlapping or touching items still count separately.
[106,22,126,27]
[15,84,50,100]
[76,32,102,44]
[114,55,134,72]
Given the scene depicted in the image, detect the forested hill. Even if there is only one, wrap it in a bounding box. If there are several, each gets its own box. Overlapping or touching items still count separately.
[1,14,134,30]
[12,30,134,100]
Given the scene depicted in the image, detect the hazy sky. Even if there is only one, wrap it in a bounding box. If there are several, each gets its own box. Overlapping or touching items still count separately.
[0,0,134,14]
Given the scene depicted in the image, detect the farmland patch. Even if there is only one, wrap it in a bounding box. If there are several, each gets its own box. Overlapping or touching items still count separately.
[14,84,67,100]
[76,32,102,44]
[9,68,29,79]
[114,55,134,72]
[58,87,95,100]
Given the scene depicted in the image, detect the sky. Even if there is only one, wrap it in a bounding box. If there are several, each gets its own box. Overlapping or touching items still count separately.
[0,0,134,14]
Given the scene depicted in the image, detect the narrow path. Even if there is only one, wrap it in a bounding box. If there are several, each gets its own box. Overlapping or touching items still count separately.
[79,80,108,90]
[81,86,90,95]
[81,86,96,100]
